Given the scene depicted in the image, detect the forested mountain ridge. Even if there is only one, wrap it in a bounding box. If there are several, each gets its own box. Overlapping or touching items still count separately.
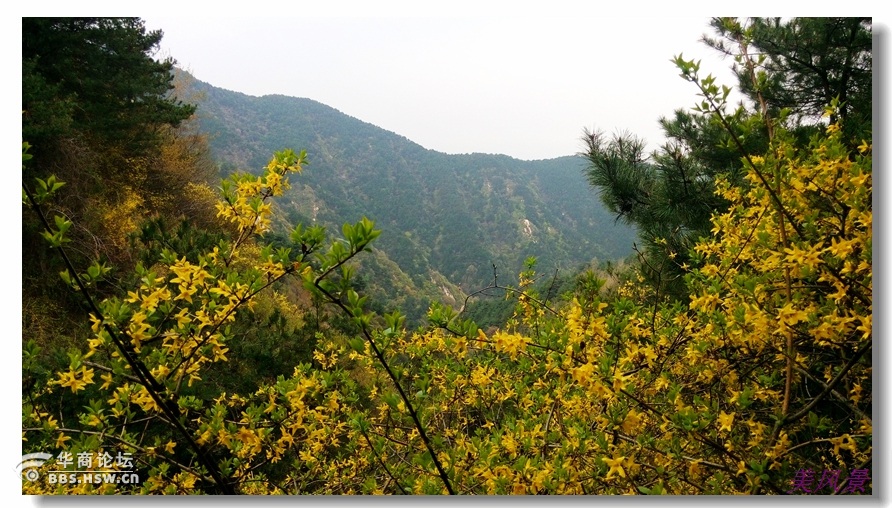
[182,71,636,318]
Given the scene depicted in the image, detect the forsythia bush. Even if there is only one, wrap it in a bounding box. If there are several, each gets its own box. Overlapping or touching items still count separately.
[23,85,870,495]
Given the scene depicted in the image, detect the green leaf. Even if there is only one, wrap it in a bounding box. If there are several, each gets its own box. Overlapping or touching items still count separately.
[348,337,365,353]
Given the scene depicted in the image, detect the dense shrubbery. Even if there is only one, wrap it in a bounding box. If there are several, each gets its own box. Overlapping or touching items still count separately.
[22,116,871,494]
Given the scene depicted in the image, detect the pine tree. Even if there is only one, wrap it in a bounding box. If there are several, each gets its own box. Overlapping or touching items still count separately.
[582,17,872,300]
[704,17,872,145]
[23,18,195,157]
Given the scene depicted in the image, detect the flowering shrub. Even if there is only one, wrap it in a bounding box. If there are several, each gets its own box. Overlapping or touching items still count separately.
[22,49,870,495]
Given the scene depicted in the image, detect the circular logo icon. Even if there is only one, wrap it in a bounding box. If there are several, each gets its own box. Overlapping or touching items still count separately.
[24,469,40,482]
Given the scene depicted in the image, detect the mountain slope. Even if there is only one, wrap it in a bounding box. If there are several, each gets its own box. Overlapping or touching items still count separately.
[183,71,637,320]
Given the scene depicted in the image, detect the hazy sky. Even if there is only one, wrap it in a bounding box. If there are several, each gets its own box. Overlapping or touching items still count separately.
[143,15,742,161]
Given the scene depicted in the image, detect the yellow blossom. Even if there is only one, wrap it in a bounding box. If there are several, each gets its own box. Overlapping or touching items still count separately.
[100,372,114,390]
[55,433,71,449]
[621,410,642,434]
[603,455,626,479]
[717,411,734,433]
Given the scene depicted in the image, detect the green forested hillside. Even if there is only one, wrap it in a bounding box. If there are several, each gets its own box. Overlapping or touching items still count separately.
[185,74,636,319]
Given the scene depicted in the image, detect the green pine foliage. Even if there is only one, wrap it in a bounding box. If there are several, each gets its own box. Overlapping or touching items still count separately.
[23,18,195,154]
[582,16,872,302]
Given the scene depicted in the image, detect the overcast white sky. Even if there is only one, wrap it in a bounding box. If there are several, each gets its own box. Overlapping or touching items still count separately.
[143,15,742,161]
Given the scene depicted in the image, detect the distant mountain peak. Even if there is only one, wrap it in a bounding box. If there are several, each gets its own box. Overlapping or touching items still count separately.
[182,72,636,322]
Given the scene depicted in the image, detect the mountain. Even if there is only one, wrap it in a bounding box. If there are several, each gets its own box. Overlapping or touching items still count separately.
[181,71,637,322]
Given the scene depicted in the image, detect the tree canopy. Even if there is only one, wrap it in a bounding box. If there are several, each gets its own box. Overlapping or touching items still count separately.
[23,18,195,156]
[582,17,872,301]
[704,17,872,144]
